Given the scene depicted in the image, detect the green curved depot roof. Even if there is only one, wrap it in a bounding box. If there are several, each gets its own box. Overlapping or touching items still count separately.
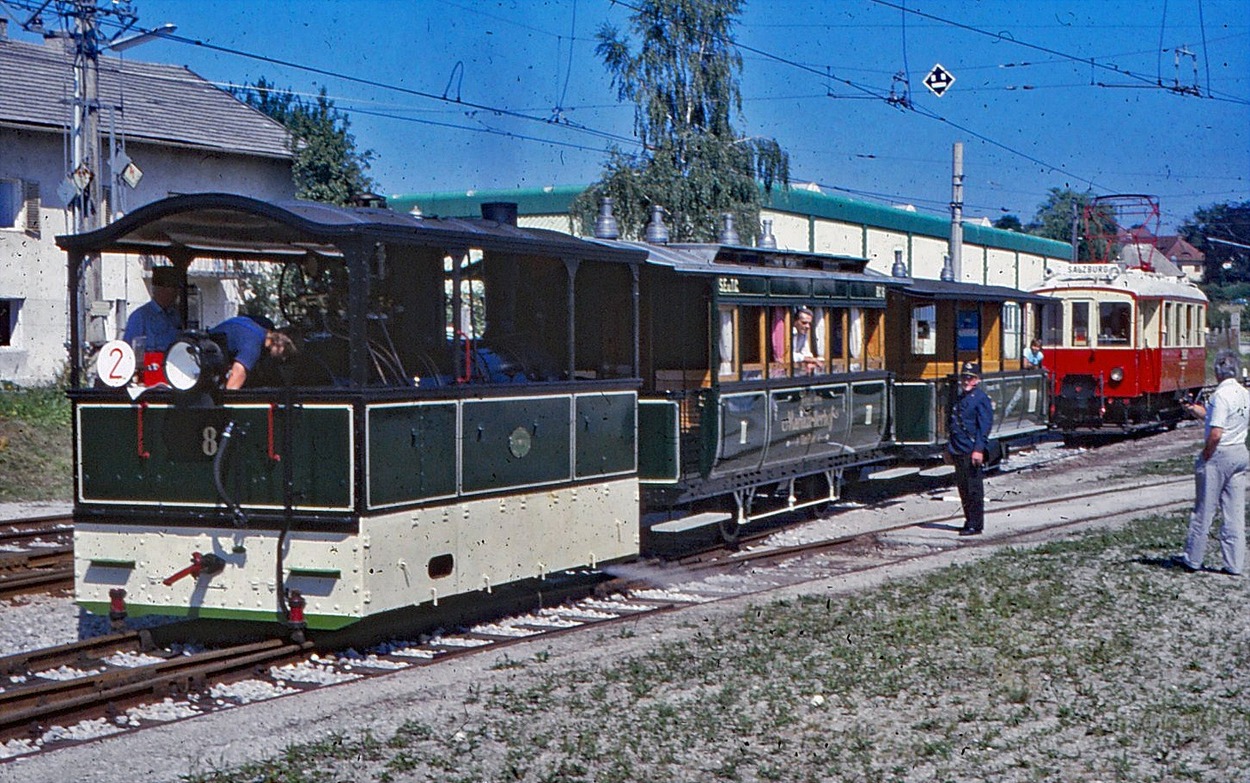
[388,184,1072,259]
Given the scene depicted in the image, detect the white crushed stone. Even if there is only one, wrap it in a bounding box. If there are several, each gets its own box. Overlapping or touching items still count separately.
[102,651,166,668]
[427,635,490,648]
[545,605,622,620]
[33,664,102,681]
[209,679,298,705]
[469,621,542,637]
[40,717,127,744]
[512,614,581,629]
[579,598,652,612]
[270,657,363,685]
[384,646,438,659]
[0,737,39,760]
[118,697,201,726]
[629,588,712,603]
[334,648,410,671]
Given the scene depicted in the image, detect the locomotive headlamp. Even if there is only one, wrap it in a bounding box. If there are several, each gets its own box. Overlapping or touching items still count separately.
[1109,367,1124,383]
[164,334,227,392]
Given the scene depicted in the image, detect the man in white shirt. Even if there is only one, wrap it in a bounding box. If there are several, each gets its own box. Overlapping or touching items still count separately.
[1175,351,1250,575]
[792,307,823,373]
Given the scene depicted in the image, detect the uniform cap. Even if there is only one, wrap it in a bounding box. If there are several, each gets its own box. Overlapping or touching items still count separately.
[151,266,184,288]
[960,361,981,378]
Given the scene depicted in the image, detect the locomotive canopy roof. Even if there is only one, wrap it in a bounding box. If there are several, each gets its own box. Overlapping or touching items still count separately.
[901,278,1053,304]
[56,193,647,266]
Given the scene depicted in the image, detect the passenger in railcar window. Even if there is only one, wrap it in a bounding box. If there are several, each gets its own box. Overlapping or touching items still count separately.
[792,307,824,373]
[1025,339,1044,368]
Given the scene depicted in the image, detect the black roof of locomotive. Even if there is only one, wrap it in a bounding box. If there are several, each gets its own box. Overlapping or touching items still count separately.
[57,192,647,266]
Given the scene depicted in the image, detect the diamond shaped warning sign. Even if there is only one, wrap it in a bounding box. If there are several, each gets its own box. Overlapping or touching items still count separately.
[923,64,956,97]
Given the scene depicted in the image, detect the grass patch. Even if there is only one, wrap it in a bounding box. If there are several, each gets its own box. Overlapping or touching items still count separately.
[0,384,72,502]
[180,512,1250,783]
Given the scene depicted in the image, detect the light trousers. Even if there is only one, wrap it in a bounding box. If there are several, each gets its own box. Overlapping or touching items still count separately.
[1184,445,1248,574]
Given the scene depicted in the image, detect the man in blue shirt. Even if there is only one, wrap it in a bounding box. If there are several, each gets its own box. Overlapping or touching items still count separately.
[947,361,994,536]
[123,266,183,353]
[209,315,296,389]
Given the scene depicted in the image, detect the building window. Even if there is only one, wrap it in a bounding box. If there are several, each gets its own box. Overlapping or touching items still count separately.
[0,300,14,346]
[0,179,20,228]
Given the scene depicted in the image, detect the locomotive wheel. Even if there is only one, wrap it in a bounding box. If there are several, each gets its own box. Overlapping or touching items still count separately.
[718,515,741,546]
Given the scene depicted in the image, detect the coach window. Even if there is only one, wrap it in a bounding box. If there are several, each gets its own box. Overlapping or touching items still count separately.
[1198,306,1206,346]
[1040,301,1062,346]
[717,306,736,378]
[1098,302,1131,346]
[1163,302,1174,346]
[911,303,936,356]
[739,305,764,380]
[1070,301,1090,346]
[1002,302,1022,359]
[824,307,844,372]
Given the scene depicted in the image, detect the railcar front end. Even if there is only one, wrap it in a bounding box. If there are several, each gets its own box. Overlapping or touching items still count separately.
[1033,259,1207,431]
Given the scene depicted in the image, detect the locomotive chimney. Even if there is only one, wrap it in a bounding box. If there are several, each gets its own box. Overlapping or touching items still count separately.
[480,201,518,226]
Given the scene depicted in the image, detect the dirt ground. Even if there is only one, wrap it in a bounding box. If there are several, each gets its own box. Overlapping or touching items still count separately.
[6,425,1246,783]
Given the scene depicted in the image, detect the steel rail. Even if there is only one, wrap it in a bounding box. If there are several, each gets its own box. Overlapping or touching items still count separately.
[0,638,312,743]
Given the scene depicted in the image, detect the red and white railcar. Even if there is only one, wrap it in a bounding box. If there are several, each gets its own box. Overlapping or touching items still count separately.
[1032,255,1207,431]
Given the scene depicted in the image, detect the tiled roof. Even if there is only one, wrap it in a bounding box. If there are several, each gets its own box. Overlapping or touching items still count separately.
[1157,235,1205,262]
[0,36,291,159]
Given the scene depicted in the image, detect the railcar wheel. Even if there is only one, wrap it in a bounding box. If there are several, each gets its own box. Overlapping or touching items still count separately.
[718,515,741,546]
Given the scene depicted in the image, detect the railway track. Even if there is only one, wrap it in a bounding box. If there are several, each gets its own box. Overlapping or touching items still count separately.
[0,468,1194,762]
[0,516,73,599]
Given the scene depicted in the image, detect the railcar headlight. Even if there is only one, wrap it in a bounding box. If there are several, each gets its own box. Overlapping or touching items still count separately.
[164,334,227,392]
[1109,367,1124,383]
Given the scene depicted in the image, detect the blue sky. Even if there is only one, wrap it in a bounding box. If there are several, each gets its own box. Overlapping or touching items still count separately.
[8,0,1248,231]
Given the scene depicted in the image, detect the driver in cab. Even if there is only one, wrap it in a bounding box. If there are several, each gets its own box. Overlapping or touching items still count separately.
[208,315,298,389]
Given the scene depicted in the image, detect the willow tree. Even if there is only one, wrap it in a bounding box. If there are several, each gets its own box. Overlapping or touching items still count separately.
[573,0,788,243]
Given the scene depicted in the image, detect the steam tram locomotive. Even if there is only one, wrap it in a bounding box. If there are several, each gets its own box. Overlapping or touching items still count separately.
[61,193,1049,634]
[1031,254,1207,431]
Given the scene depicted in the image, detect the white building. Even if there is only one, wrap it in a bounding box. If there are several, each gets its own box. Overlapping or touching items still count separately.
[0,25,294,384]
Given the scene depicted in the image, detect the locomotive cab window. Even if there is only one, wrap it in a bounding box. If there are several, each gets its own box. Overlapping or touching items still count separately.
[1070,301,1090,346]
[1098,302,1131,346]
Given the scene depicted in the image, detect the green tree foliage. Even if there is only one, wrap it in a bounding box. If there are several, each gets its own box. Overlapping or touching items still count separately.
[993,214,1023,232]
[232,77,375,205]
[1180,201,1250,284]
[572,0,788,243]
[1026,188,1116,261]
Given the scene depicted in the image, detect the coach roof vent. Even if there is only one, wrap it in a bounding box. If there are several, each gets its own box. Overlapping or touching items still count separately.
[645,205,670,244]
[718,213,740,245]
[481,201,518,226]
[350,192,388,209]
[594,197,619,239]
[757,219,776,249]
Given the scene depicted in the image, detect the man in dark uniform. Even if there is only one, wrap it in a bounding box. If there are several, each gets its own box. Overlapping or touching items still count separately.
[947,361,994,536]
